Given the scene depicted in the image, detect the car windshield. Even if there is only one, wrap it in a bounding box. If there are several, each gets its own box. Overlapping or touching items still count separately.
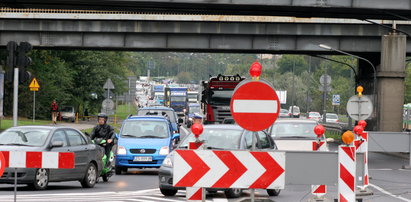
[309,112,321,117]
[61,107,73,112]
[209,90,233,105]
[179,128,242,149]
[326,114,338,119]
[188,94,198,99]
[290,107,300,113]
[0,128,51,146]
[271,122,320,139]
[137,110,176,123]
[121,120,169,138]
[280,109,288,113]
[189,106,201,113]
[171,96,186,102]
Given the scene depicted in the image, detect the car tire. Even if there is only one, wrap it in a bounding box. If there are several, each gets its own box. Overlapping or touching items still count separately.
[29,168,49,190]
[224,188,242,198]
[81,163,97,188]
[160,188,178,196]
[267,189,281,196]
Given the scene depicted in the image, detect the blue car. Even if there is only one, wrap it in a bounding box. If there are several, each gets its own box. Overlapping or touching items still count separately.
[115,116,180,174]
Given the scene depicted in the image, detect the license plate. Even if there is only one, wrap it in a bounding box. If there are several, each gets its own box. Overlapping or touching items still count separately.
[133,156,152,162]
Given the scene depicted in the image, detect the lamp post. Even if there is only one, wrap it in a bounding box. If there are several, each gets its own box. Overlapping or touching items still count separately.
[319,44,377,128]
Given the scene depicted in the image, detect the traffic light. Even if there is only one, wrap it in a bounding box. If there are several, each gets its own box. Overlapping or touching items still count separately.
[17,42,32,68]
[6,41,17,69]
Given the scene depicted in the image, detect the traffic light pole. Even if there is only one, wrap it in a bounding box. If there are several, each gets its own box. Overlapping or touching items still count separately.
[13,67,18,127]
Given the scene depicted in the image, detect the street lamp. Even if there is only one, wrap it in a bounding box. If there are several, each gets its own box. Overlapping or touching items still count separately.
[319,44,377,126]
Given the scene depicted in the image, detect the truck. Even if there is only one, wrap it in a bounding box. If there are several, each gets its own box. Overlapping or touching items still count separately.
[187,91,199,103]
[164,86,188,117]
[152,84,165,104]
[200,74,245,124]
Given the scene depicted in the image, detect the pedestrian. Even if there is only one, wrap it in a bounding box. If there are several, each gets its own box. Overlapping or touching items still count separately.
[50,99,58,124]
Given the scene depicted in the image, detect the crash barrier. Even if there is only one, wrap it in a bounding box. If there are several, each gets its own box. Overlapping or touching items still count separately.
[0,151,75,169]
[368,131,411,168]
[186,142,205,201]
[311,140,327,199]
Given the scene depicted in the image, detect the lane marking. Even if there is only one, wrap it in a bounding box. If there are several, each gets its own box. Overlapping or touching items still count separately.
[369,183,411,202]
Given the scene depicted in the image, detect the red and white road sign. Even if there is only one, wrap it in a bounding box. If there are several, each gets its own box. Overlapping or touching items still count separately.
[338,146,356,202]
[1,151,75,169]
[0,152,5,177]
[173,150,285,189]
[230,80,280,131]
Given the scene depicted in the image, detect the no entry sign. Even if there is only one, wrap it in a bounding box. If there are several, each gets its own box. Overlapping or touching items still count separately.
[230,80,280,131]
[0,152,5,177]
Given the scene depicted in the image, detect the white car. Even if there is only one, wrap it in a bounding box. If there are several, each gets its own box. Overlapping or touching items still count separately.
[268,119,331,151]
[322,113,339,123]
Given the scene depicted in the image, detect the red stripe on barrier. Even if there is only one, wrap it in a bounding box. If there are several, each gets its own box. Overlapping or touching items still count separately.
[364,174,369,185]
[58,152,75,169]
[340,164,355,191]
[212,151,247,188]
[339,194,349,202]
[1,151,9,168]
[188,188,203,200]
[175,150,210,187]
[313,185,326,194]
[26,152,42,168]
[341,147,355,161]
[249,152,284,189]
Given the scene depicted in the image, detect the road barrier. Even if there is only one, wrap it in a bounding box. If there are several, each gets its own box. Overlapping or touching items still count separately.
[338,145,356,202]
[1,151,75,169]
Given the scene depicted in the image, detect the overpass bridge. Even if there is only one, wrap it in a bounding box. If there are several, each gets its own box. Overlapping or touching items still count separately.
[2,0,411,20]
[0,9,408,132]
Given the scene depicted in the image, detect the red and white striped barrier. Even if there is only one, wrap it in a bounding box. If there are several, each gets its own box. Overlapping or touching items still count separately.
[1,151,75,169]
[355,132,369,188]
[311,141,327,197]
[338,146,356,202]
[187,142,204,202]
[0,152,5,177]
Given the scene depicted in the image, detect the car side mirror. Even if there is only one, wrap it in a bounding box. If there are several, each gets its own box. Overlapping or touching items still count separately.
[51,141,64,148]
[172,133,180,140]
[178,118,184,124]
[326,138,335,143]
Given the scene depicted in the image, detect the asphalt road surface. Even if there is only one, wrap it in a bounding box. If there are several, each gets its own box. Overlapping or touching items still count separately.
[0,126,410,202]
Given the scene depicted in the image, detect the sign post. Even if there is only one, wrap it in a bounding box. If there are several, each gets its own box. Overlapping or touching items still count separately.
[29,78,40,122]
[103,78,115,115]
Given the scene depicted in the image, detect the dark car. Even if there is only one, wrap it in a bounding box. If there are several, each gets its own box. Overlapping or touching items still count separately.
[0,126,102,190]
[137,106,183,133]
[158,124,280,198]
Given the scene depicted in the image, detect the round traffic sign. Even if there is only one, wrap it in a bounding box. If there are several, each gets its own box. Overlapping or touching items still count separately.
[102,99,115,110]
[346,95,373,121]
[230,80,280,131]
[0,152,5,178]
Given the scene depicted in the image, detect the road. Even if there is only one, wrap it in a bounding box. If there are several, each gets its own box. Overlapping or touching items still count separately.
[0,126,410,202]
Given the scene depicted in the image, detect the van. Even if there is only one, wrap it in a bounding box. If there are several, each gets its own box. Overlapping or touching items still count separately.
[288,106,300,118]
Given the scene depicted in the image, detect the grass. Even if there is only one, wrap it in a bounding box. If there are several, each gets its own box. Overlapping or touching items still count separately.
[114,104,136,120]
[0,118,51,130]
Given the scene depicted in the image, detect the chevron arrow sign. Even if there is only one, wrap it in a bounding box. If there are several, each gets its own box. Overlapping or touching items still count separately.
[173,150,285,189]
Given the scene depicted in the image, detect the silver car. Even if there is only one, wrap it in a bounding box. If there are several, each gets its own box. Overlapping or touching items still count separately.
[0,126,102,190]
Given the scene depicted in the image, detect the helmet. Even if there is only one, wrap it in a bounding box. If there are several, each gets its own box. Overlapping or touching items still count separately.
[98,113,108,122]
[193,113,202,120]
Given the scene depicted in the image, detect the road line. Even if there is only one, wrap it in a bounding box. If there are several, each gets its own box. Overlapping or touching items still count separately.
[139,196,185,202]
[369,183,411,202]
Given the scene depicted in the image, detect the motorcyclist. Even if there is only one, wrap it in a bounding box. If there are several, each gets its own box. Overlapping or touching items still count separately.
[90,113,115,167]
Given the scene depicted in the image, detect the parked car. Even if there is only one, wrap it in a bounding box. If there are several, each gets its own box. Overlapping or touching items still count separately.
[279,109,290,118]
[0,126,102,190]
[307,112,321,121]
[322,113,339,123]
[115,116,180,174]
[288,106,300,118]
[268,119,332,151]
[60,106,75,122]
[158,124,280,198]
[137,106,183,133]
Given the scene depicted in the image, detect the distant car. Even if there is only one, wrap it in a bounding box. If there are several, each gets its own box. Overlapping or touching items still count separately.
[137,106,183,133]
[158,124,280,198]
[322,113,339,123]
[279,109,290,118]
[307,112,321,121]
[0,126,102,190]
[268,119,331,151]
[115,116,180,174]
[60,106,75,122]
[288,106,300,118]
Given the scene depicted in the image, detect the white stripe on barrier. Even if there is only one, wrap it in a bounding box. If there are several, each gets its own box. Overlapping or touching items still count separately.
[233,100,278,113]
[194,151,228,187]
[230,151,265,188]
[42,152,59,169]
[9,151,26,168]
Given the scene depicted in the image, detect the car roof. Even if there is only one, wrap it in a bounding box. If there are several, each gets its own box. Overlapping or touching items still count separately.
[202,124,243,130]
[140,106,175,111]
[273,119,317,124]
[5,125,75,130]
[126,115,168,121]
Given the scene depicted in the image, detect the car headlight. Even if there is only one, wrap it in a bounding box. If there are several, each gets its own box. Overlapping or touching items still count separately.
[159,146,170,155]
[162,156,173,167]
[117,146,127,155]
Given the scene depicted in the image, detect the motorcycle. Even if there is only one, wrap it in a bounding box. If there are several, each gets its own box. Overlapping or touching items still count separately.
[93,138,115,182]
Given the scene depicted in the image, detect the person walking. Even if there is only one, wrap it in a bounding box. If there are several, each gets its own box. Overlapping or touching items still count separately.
[50,99,59,124]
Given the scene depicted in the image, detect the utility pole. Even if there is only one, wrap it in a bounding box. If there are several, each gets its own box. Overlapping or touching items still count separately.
[291,60,295,116]
[306,56,311,114]
[322,62,328,123]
